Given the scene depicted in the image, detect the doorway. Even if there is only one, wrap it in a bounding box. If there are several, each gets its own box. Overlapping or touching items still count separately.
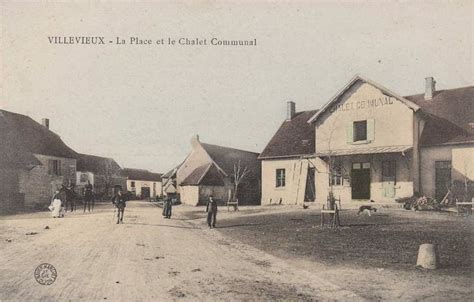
[141,187,151,199]
[351,162,371,199]
[382,161,396,198]
[304,167,316,202]
[435,161,451,201]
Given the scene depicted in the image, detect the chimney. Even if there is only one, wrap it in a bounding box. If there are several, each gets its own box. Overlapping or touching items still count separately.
[191,134,200,149]
[42,118,50,129]
[424,77,436,100]
[286,101,296,121]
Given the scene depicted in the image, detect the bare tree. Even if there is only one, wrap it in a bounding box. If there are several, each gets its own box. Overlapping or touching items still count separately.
[231,160,251,202]
[100,159,120,198]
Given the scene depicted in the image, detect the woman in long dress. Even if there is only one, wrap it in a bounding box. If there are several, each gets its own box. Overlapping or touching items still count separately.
[49,191,64,218]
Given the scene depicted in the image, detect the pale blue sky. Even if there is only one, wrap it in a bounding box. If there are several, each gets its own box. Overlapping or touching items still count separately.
[1,1,472,173]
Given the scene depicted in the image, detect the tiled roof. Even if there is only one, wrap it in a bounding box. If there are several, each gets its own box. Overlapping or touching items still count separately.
[0,110,78,167]
[121,168,162,181]
[76,153,122,174]
[405,86,473,146]
[405,86,474,134]
[180,163,226,186]
[200,143,261,181]
[180,164,211,186]
[259,110,317,159]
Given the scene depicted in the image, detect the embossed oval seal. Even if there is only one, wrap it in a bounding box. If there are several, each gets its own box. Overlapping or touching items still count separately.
[34,263,57,285]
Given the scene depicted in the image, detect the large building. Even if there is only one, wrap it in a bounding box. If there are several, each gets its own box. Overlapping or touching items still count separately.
[0,110,78,210]
[176,136,261,206]
[260,75,473,207]
[309,75,473,206]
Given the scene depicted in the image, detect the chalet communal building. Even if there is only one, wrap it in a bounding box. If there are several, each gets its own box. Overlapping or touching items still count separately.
[261,75,473,207]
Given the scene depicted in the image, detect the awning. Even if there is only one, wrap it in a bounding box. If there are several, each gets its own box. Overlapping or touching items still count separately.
[316,145,412,157]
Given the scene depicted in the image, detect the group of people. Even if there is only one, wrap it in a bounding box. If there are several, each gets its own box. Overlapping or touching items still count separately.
[161,195,218,228]
[49,180,95,218]
[50,185,220,228]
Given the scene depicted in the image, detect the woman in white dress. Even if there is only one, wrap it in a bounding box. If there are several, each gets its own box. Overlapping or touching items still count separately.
[49,191,64,218]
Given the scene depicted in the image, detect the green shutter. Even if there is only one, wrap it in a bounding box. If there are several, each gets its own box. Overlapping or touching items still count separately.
[367,119,375,142]
[346,122,353,144]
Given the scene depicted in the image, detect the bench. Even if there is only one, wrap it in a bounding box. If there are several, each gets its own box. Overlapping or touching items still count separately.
[227,199,239,212]
[456,201,473,215]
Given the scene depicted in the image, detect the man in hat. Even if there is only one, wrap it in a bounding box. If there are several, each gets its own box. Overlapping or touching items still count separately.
[206,195,218,228]
[83,180,94,213]
[112,189,127,224]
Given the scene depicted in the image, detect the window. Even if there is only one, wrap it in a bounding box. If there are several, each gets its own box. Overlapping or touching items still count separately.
[353,162,370,170]
[435,161,451,169]
[276,169,286,187]
[347,119,374,144]
[353,120,367,142]
[131,181,136,188]
[330,162,343,186]
[48,159,61,176]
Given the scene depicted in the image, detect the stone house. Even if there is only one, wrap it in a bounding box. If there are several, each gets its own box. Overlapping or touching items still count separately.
[0,110,78,210]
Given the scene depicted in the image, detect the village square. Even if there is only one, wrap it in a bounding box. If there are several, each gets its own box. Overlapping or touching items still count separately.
[1,1,473,301]
[1,73,473,301]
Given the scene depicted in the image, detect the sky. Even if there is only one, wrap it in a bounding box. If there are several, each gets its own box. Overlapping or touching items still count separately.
[1,1,473,173]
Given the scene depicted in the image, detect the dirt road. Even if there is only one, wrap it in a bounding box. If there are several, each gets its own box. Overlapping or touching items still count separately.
[0,201,361,301]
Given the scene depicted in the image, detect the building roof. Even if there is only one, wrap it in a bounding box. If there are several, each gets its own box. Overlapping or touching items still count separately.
[180,163,225,186]
[259,110,318,159]
[308,75,421,124]
[76,153,122,174]
[0,137,41,168]
[405,86,474,134]
[200,142,261,179]
[121,168,162,182]
[0,110,78,167]
[316,145,412,157]
[162,162,183,179]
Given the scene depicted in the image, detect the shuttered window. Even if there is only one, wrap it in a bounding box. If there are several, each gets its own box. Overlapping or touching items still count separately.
[347,119,375,144]
[48,159,62,176]
[353,121,367,141]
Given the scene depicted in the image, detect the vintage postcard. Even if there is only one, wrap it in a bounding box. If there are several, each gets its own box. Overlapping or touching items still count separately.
[0,1,472,301]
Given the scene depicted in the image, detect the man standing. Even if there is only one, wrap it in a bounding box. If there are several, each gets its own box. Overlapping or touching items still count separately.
[65,182,76,212]
[84,180,94,213]
[112,190,127,224]
[162,197,172,219]
[206,195,218,229]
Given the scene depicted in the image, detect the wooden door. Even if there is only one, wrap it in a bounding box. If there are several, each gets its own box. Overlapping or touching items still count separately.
[435,161,451,201]
[351,163,371,200]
